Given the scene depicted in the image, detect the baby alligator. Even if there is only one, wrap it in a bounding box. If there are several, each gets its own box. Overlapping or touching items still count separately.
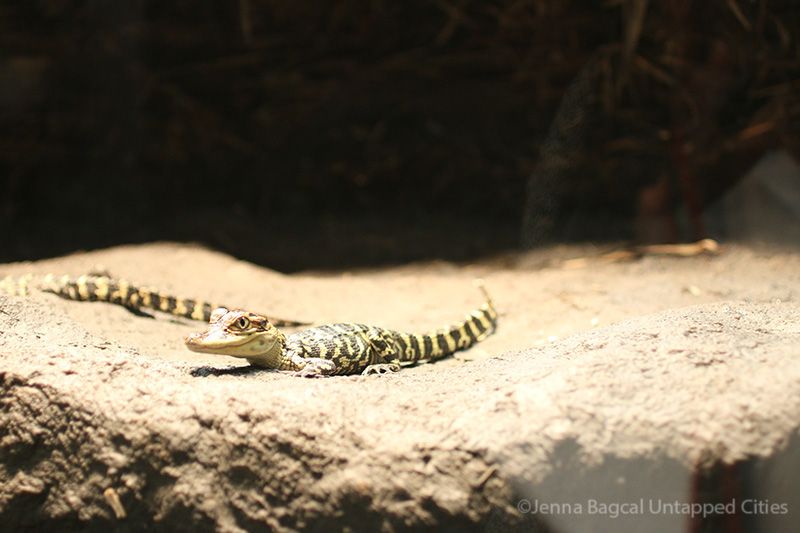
[185,283,497,376]
[0,273,306,327]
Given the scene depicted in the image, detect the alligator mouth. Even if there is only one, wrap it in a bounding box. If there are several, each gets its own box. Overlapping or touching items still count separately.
[184,332,254,353]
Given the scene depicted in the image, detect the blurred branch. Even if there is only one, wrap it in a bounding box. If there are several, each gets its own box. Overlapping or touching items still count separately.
[239,0,253,45]
[617,0,648,95]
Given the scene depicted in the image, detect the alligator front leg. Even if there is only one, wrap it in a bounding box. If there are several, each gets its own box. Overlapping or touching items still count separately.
[294,357,338,378]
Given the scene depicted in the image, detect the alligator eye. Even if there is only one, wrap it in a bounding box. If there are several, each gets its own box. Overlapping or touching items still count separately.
[235,316,250,330]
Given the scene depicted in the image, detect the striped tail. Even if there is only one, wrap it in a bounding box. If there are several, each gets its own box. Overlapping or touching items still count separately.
[0,274,36,296]
[37,274,307,327]
[395,282,498,364]
[41,274,220,321]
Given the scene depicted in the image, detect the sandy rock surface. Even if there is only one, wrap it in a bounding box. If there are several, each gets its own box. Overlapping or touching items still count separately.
[1,243,799,531]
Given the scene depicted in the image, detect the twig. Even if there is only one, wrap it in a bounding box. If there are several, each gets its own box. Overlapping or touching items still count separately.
[103,487,126,519]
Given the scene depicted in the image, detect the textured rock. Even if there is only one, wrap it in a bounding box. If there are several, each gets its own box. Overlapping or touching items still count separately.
[3,243,800,531]
[2,292,799,531]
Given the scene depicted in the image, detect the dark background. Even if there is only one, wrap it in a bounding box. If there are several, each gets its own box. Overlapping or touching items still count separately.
[2,1,798,270]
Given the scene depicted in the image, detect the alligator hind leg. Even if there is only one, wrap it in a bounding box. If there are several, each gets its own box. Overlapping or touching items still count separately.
[362,363,400,375]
